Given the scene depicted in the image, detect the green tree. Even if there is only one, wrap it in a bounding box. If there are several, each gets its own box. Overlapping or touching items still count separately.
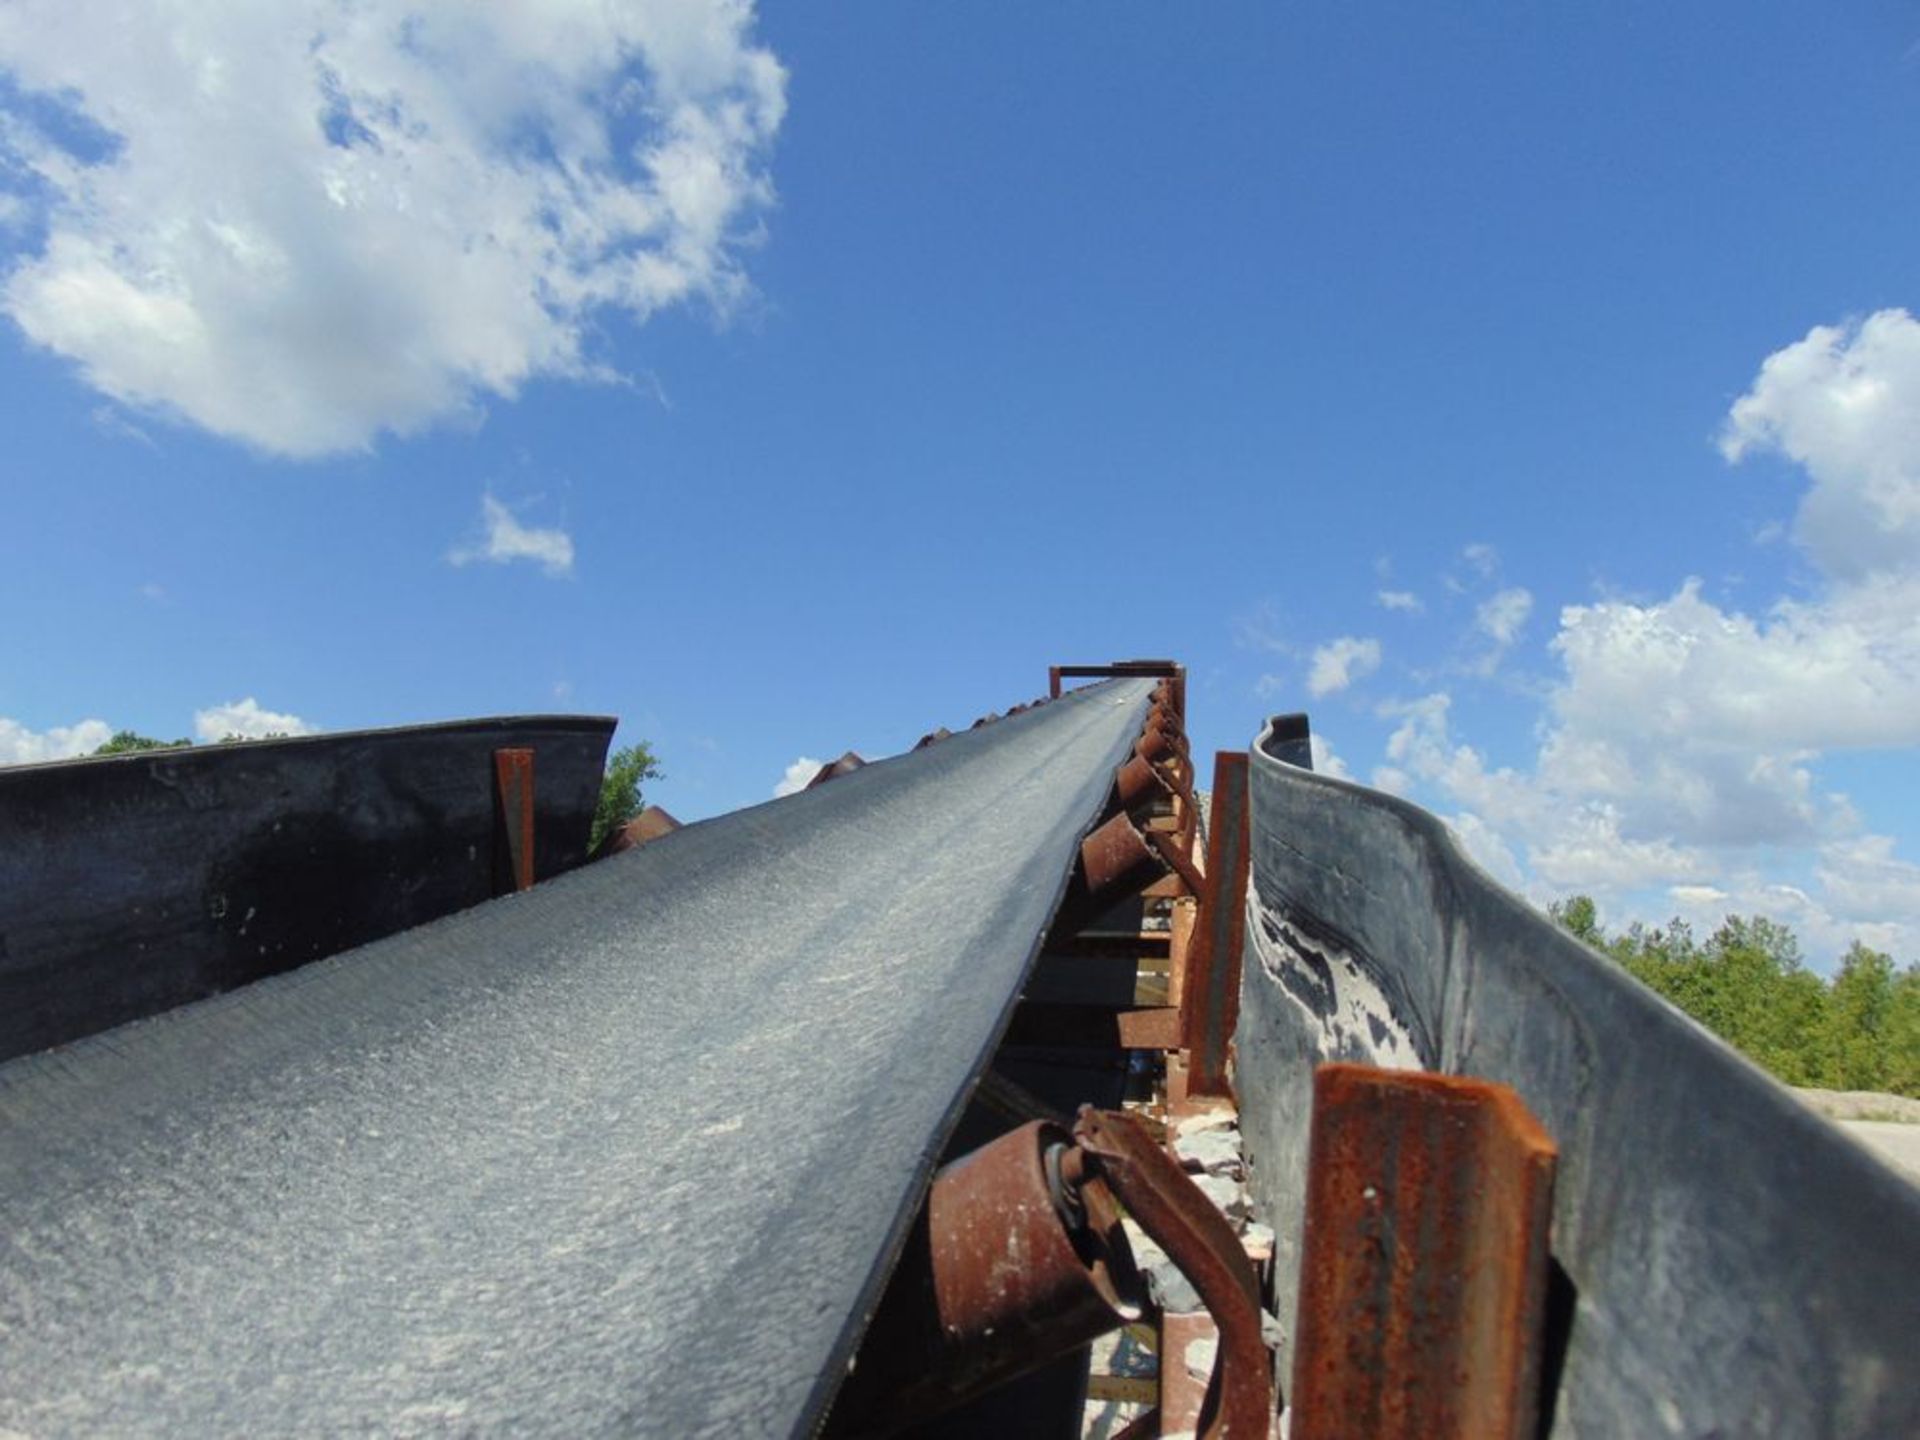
[92,730,192,755]
[1548,897,1919,1098]
[1827,943,1896,1091]
[591,741,663,850]
[1549,895,1603,947]
[1888,965,1920,1098]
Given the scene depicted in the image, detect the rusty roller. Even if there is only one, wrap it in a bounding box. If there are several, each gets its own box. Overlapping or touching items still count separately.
[1142,710,1187,750]
[825,1119,1146,1436]
[1052,810,1171,934]
[914,727,953,750]
[1078,810,1165,897]
[826,1109,1273,1439]
[1114,752,1175,810]
[806,752,868,790]
[1135,726,1187,770]
[590,805,682,861]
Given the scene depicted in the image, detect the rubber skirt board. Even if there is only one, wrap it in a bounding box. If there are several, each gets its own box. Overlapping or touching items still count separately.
[1234,715,1920,1438]
[0,716,615,1061]
[0,679,1153,1438]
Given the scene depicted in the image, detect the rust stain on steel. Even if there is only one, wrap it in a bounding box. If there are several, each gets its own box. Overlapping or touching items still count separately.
[1073,1106,1273,1439]
[491,747,535,895]
[1134,726,1184,770]
[1115,752,1173,810]
[805,751,867,789]
[1077,810,1164,898]
[592,804,681,860]
[1114,1005,1184,1050]
[1184,751,1250,1098]
[1146,826,1204,898]
[913,727,953,750]
[1290,1064,1558,1440]
[825,1120,1144,1437]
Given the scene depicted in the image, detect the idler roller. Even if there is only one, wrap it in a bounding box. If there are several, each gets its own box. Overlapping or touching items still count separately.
[825,1120,1144,1437]
[1115,752,1175,810]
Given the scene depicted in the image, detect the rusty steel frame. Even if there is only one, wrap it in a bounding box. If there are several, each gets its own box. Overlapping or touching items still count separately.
[1073,1107,1273,1438]
[1182,751,1250,1097]
[1289,1063,1558,1440]
[1050,661,1186,720]
[491,747,536,895]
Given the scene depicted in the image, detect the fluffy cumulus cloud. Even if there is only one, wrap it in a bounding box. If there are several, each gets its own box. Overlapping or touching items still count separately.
[194,697,317,741]
[1306,636,1381,698]
[773,756,822,798]
[1368,310,1920,962]
[1375,589,1423,613]
[449,496,576,577]
[1720,308,1920,580]
[0,1,786,456]
[0,715,113,764]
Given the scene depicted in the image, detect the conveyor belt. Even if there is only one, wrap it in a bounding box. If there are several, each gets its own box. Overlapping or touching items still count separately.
[0,716,616,1062]
[0,678,1155,1437]
[1236,715,1920,1439]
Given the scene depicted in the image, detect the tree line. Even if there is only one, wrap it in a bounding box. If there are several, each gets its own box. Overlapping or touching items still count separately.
[1549,896,1918,1098]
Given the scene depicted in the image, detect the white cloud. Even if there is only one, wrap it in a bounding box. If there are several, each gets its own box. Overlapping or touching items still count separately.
[773,755,821,798]
[1548,575,1920,765]
[1461,542,1498,578]
[0,716,114,764]
[1475,587,1533,646]
[1306,636,1381,698]
[1467,585,1533,675]
[194,697,316,742]
[1307,733,1351,781]
[0,1,786,456]
[1376,589,1423,613]
[449,496,576,577]
[1445,810,1528,891]
[1815,835,1920,932]
[1721,308,1920,580]
[1358,312,1920,963]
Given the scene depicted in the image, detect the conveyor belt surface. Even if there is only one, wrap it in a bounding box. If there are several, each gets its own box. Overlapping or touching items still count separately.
[0,678,1155,1437]
[1236,715,1920,1439]
[0,716,615,1061]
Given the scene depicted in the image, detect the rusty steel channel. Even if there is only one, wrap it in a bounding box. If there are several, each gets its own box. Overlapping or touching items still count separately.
[1289,1065,1557,1440]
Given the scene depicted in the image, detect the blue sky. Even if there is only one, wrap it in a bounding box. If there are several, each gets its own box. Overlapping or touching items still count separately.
[2,3,1916,966]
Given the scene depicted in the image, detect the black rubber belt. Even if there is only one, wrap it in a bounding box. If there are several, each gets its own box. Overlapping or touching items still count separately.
[0,678,1155,1438]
